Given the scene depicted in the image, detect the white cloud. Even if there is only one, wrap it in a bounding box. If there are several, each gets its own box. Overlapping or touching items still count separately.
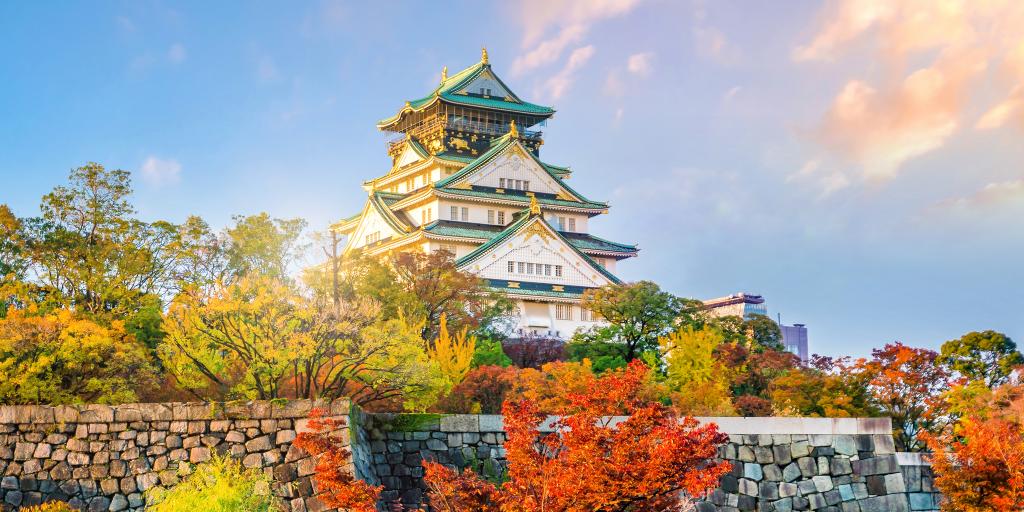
[511,0,642,75]
[140,157,181,187]
[542,45,595,100]
[626,52,653,75]
[168,43,187,64]
[935,179,1024,210]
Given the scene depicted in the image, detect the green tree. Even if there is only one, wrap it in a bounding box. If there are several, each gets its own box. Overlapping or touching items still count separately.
[939,330,1023,387]
[471,337,513,368]
[224,212,306,279]
[710,314,784,352]
[572,281,683,362]
[21,163,180,317]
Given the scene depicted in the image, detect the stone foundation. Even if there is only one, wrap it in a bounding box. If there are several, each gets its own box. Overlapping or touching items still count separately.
[0,400,351,511]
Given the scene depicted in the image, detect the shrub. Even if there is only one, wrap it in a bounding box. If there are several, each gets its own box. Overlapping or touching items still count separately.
[22,503,75,512]
[293,409,382,512]
[471,337,513,368]
[146,453,279,512]
[434,365,517,414]
[502,336,564,368]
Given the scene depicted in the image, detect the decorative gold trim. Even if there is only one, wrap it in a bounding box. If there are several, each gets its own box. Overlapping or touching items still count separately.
[481,47,489,64]
[552,285,565,292]
[529,193,541,215]
[441,66,447,82]
[495,188,505,194]
[509,119,519,138]
[507,281,520,288]
[522,220,553,243]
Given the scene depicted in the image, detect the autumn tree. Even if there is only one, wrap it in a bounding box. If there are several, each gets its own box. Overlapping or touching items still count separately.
[926,417,1024,511]
[0,305,157,404]
[769,357,874,418]
[572,281,683,363]
[660,326,736,415]
[859,342,950,451]
[429,313,476,386]
[422,361,731,511]
[716,341,800,415]
[160,275,446,408]
[507,360,600,413]
[434,365,518,414]
[938,330,1022,388]
[293,409,382,512]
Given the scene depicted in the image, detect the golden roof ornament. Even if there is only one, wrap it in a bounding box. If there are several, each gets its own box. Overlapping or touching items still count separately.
[481,47,489,64]
[529,193,541,215]
[441,66,447,82]
[508,119,519,138]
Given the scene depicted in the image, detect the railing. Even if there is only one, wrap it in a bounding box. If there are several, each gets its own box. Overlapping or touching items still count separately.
[385,119,542,153]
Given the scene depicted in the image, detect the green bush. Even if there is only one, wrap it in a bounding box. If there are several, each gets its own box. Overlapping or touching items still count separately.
[471,337,513,368]
[147,453,280,512]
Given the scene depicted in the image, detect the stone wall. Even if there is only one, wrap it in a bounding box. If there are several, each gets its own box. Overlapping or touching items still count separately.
[355,414,942,512]
[0,400,352,511]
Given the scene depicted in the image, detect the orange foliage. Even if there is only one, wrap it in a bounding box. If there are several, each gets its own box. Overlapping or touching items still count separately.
[423,361,731,511]
[925,418,1024,511]
[507,360,597,412]
[293,408,382,512]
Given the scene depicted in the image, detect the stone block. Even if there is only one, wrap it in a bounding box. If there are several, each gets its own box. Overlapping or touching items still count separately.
[812,475,834,492]
[774,444,793,465]
[790,440,811,458]
[744,463,763,481]
[884,473,906,493]
[738,478,758,496]
[755,446,775,464]
[810,434,832,447]
[783,462,801,482]
[908,492,935,511]
[478,415,504,432]
[759,480,779,500]
[440,415,479,432]
[779,482,798,498]
[764,463,783,482]
[830,457,853,475]
[738,445,756,462]
[798,456,817,477]
[872,435,895,454]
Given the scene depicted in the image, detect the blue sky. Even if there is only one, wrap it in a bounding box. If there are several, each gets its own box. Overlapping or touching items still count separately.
[2,1,1022,357]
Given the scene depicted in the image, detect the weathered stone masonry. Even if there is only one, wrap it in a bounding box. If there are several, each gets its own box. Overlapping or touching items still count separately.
[0,400,353,511]
[1,402,943,512]
[353,414,943,512]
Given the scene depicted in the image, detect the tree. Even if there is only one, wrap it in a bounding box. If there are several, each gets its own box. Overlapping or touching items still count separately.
[471,337,513,368]
[660,326,736,416]
[0,204,26,281]
[858,342,950,451]
[925,417,1024,511]
[429,313,476,386]
[769,360,875,418]
[573,281,683,362]
[293,409,382,512]
[0,305,157,404]
[508,360,600,413]
[422,361,731,511]
[939,330,1023,388]
[502,335,565,369]
[224,212,307,280]
[717,342,799,408]
[709,314,784,352]
[160,275,446,409]
[22,163,180,317]
[434,365,518,414]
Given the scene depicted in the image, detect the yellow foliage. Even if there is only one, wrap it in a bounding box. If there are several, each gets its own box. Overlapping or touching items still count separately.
[22,502,76,512]
[660,326,736,416]
[428,313,476,386]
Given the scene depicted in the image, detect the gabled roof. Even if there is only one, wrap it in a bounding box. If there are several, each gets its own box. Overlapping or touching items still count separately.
[433,133,596,205]
[378,52,555,129]
[455,207,622,284]
[423,220,637,257]
[368,191,412,233]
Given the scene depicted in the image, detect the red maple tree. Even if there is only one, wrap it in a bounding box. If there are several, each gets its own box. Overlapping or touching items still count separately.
[293,409,382,512]
[423,360,731,511]
[925,417,1024,511]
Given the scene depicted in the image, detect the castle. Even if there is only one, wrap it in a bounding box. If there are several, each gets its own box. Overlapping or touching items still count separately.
[335,49,637,338]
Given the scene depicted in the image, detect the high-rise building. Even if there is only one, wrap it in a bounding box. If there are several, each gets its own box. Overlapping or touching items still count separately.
[779,323,809,362]
[334,50,638,339]
[702,293,768,320]
[703,292,810,362]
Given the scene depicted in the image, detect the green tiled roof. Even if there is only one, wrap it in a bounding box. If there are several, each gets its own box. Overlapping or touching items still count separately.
[433,134,598,207]
[369,192,410,233]
[484,279,590,299]
[379,59,554,127]
[424,221,636,255]
[437,186,607,211]
[455,213,622,284]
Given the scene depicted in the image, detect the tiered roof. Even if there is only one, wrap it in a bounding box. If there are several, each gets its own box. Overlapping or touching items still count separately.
[377,49,555,130]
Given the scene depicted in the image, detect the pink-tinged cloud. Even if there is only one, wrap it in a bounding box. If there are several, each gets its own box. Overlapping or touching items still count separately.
[511,0,641,75]
[935,179,1024,210]
[542,45,595,100]
[798,0,1024,180]
[627,52,653,75]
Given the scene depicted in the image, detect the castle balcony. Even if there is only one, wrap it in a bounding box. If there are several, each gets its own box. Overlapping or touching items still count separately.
[385,118,541,154]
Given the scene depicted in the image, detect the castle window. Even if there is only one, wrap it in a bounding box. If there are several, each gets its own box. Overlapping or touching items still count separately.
[499,178,506,188]
[527,263,534,274]
[544,264,551,276]
[555,265,563,277]
[507,261,514,273]
[497,211,505,224]
[556,304,573,321]
[567,218,576,231]
[450,206,458,220]
[365,231,380,245]
[523,181,530,191]
[461,207,469,222]
[557,217,566,230]
[487,210,495,224]
[581,309,593,322]
[517,262,525,273]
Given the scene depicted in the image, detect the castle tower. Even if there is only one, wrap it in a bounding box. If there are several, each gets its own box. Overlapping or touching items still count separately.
[334,50,638,339]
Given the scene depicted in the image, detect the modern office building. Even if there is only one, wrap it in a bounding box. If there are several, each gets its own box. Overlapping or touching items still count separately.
[703,292,809,362]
